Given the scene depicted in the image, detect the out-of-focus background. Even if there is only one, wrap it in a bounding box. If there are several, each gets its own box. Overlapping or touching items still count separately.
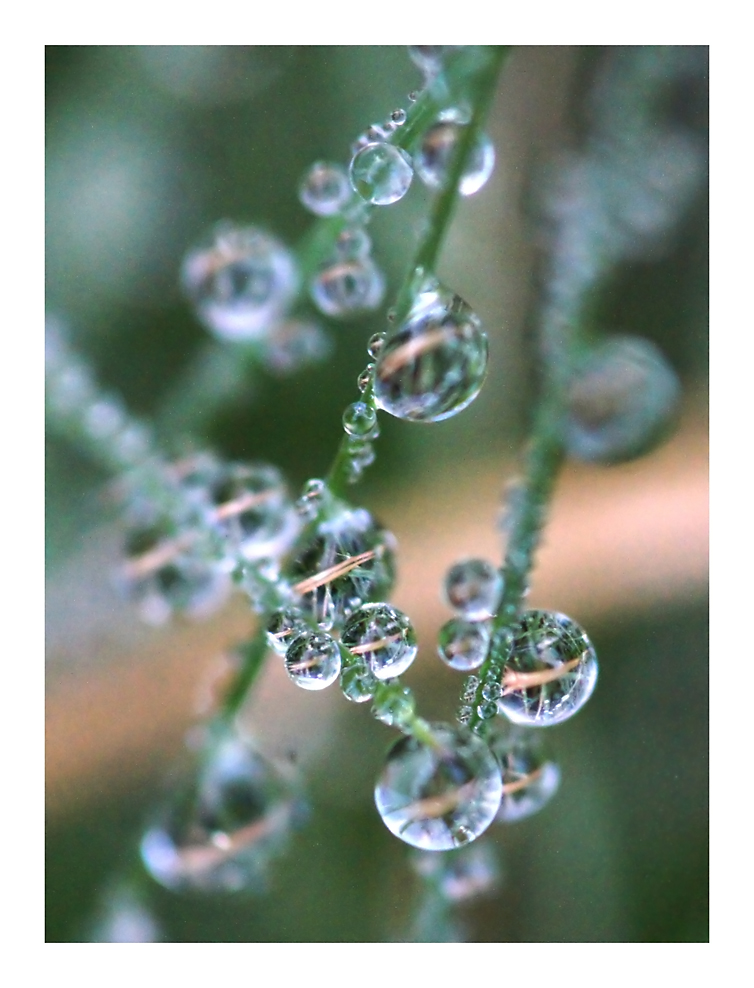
[45,46,708,942]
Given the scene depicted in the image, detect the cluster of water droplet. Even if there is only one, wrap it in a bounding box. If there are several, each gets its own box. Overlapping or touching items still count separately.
[436,558,501,674]
[141,731,302,893]
[309,228,386,319]
[374,271,489,423]
[563,334,681,464]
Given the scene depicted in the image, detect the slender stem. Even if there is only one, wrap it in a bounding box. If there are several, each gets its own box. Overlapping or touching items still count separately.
[218,628,270,724]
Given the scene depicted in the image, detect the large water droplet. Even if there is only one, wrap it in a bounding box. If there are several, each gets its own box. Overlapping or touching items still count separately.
[140,734,300,892]
[349,142,413,205]
[286,506,396,630]
[374,722,502,850]
[443,558,502,620]
[564,335,681,464]
[284,631,341,690]
[310,258,385,317]
[415,120,495,196]
[373,274,488,423]
[437,617,490,672]
[341,602,417,680]
[298,161,352,217]
[488,726,561,823]
[181,223,298,342]
[494,610,598,727]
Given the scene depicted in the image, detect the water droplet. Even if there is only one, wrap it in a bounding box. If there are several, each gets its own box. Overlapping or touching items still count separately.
[415,120,495,197]
[367,332,386,358]
[476,700,498,721]
[438,618,490,671]
[285,631,341,690]
[266,607,308,656]
[391,108,407,126]
[310,258,385,317]
[407,46,458,79]
[140,733,299,892]
[349,142,413,206]
[262,319,331,376]
[412,842,500,902]
[342,401,377,438]
[334,226,372,261]
[88,886,162,942]
[340,660,378,703]
[207,462,299,562]
[286,506,396,630]
[564,335,681,464]
[373,273,488,423]
[341,602,417,680]
[298,161,351,217]
[443,558,502,620]
[118,521,230,626]
[488,726,561,822]
[357,364,375,392]
[374,722,503,850]
[181,223,298,342]
[371,681,416,727]
[407,90,418,103]
[495,610,598,727]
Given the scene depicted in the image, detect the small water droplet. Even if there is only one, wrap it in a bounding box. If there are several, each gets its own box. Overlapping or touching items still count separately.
[285,631,341,690]
[415,120,495,197]
[310,258,385,317]
[342,602,417,680]
[367,332,386,358]
[488,725,561,823]
[334,226,372,261]
[340,660,378,703]
[443,558,503,620]
[438,618,491,672]
[266,607,308,656]
[357,363,375,392]
[342,401,377,438]
[374,722,503,850]
[373,273,488,423]
[298,161,352,217]
[371,681,416,727]
[349,142,413,206]
[391,108,407,126]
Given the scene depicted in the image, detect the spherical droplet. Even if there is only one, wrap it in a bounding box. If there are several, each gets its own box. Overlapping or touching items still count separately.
[374,723,503,850]
[286,506,396,630]
[285,631,341,690]
[438,618,491,671]
[342,401,377,438]
[443,558,502,620]
[391,108,407,126]
[488,727,561,823]
[412,842,499,902]
[140,734,299,892]
[266,607,308,656]
[367,332,386,358]
[334,226,372,261]
[341,602,417,680]
[207,462,299,562]
[416,121,495,197]
[495,610,598,727]
[310,258,385,318]
[340,661,378,703]
[564,335,681,464]
[371,681,416,727]
[262,319,331,377]
[298,161,352,217]
[181,223,298,342]
[349,142,413,206]
[374,273,488,423]
[357,363,375,392]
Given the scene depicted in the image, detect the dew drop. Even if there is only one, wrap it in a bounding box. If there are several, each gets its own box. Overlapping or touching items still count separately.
[367,332,386,358]
[265,607,308,656]
[371,681,416,727]
[438,617,491,672]
[342,602,417,680]
[342,401,377,438]
[495,610,598,727]
[357,363,375,393]
[407,46,458,79]
[564,335,681,464]
[415,120,495,197]
[334,226,372,261]
[298,161,352,217]
[262,319,331,377]
[285,631,341,690]
[488,726,561,823]
[373,273,488,423]
[391,108,407,126]
[443,558,502,620]
[310,258,385,318]
[349,142,413,206]
[140,733,299,892]
[412,842,499,902]
[374,722,502,850]
[181,223,298,342]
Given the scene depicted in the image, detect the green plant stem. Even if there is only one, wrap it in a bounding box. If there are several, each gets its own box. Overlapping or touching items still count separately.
[217,627,270,724]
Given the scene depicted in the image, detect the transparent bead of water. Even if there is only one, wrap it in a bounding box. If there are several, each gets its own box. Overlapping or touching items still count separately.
[373,272,488,423]
[495,610,598,727]
[206,462,299,562]
[415,120,495,197]
[391,108,407,126]
[266,607,308,656]
[340,660,378,703]
[262,319,331,376]
[357,364,375,392]
[140,733,298,892]
[349,142,414,206]
[438,618,491,672]
[367,332,386,358]
[285,631,341,690]
[119,521,230,626]
[341,602,417,680]
[342,401,377,438]
[371,681,416,727]
[488,727,561,823]
[564,335,681,464]
[286,506,396,630]
[407,46,457,79]
[181,223,298,342]
[310,258,385,318]
[374,722,503,850]
[334,226,372,261]
[412,842,499,902]
[298,161,351,217]
[443,558,502,620]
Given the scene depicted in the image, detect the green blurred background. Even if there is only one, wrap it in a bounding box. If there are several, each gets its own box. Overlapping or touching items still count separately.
[45,46,708,942]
